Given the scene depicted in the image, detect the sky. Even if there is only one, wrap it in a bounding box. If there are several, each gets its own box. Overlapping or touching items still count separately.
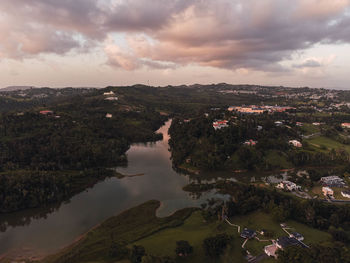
[0,0,350,89]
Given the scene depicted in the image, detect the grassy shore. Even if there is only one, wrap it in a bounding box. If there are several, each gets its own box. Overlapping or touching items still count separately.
[44,200,196,263]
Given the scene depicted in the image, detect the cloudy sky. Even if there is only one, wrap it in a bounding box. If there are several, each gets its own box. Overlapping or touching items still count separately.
[1,0,350,88]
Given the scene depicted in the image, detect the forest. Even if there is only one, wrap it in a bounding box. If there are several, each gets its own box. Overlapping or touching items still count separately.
[168,112,350,172]
[0,88,166,213]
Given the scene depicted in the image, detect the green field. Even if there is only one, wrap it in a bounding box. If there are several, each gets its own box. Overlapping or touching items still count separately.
[265,150,293,169]
[306,136,350,153]
[301,123,320,135]
[44,201,332,263]
[229,211,331,243]
[134,210,332,262]
[134,210,245,263]
[44,200,196,263]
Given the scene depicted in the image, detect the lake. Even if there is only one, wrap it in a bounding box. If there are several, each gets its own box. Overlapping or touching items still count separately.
[0,120,228,258]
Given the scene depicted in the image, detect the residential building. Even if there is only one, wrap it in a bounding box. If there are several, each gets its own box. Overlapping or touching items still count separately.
[39,110,53,115]
[276,236,300,250]
[274,121,283,126]
[105,96,118,101]
[240,228,256,239]
[264,244,278,258]
[106,113,113,118]
[243,139,257,146]
[276,181,301,191]
[341,123,350,129]
[322,186,334,197]
[341,190,350,198]
[290,232,304,241]
[213,120,228,130]
[320,176,345,187]
[289,140,302,147]
[103,91,114,96]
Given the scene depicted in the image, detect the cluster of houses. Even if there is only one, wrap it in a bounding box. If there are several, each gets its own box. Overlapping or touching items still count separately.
[264,234,306,258]
[103,91,118,101]
[239,225,305,259]
[276,181,301,191]
[321,176,346,188]
[228,105,295,114]
[212,120,229,130]
[320,176,349,199]
[243,139,257,146]
[39,110,60,119]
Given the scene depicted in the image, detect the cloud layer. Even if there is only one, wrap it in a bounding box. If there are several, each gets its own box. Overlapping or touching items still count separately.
[0,0,350,71]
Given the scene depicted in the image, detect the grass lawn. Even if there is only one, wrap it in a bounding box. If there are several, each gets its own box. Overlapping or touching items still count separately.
[227,211,332,255]
[44,203,332,263]
[265,150,293,169]
[301,123,320,135]
[134,210,332,262]
[306,136,350,153]
[311,185,350,201]
[44,200,196,263]
[134,210,246,263]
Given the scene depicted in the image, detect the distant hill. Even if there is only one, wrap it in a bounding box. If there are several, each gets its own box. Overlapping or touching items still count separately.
[0,86,37,92]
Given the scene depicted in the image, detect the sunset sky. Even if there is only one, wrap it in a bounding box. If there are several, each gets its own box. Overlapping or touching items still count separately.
[1,0,350,89]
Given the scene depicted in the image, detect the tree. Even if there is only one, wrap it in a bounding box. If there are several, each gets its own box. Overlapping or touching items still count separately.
[203,234,232,258]
[130,245,145,263]
[175,240,193,257]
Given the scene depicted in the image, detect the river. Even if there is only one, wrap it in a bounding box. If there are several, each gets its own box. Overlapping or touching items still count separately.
[0,120,228,259]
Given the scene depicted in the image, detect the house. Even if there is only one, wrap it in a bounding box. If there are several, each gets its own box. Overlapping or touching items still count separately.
[276,236,300,250]
[39,110,53,115]
[341,123,350,129]
[296,122,303,127]
[244,139,257,146]
[213,120,228,130]
[264,244,278,258]
[290,232,304,241]
[341,190,350,198]
[322,186,334,197]
[105,96,118,101]
[289,140,302,147]
[276,181,301,191]
[240,228,256,239]
[103,91,114,96]
[275,121,283,126]
[320,176,345,187]
[106,113,113,118]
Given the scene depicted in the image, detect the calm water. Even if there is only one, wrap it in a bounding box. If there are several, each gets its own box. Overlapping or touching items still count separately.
[0,120,228,258]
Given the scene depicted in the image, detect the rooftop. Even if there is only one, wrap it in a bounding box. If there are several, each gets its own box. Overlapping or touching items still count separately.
[276,236,300,249]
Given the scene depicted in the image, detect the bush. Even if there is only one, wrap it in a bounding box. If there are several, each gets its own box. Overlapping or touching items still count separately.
[175,240,193,257]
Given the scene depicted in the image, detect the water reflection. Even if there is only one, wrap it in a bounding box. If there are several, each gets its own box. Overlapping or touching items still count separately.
[0,120,228,257]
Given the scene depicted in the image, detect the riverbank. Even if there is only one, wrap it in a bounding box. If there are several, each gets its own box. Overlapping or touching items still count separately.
[43,200,196,263]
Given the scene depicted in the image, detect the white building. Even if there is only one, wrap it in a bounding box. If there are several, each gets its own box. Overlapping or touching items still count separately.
[103,91,115,96]
[105,96,118,101]
[106,113,113,118]
[341,190,350,198]
[289,140,302,147]
[276,181,301,191]
[322,187,334,197]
